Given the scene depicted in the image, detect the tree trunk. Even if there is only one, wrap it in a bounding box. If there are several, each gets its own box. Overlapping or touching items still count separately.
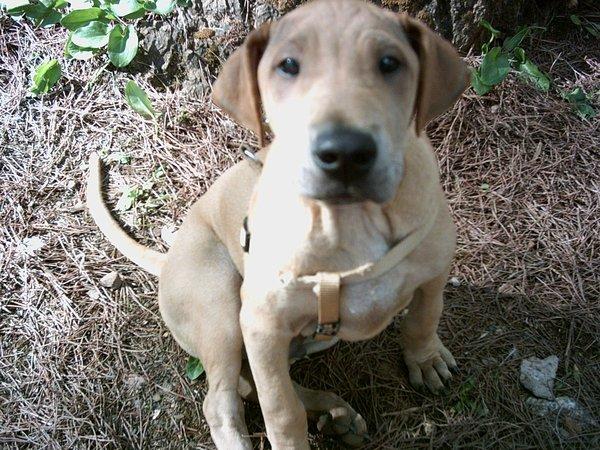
[137,0,567,96]
[260,0,546,51]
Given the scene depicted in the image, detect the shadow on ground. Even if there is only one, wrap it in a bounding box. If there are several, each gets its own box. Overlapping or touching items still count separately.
[280,283,599,449]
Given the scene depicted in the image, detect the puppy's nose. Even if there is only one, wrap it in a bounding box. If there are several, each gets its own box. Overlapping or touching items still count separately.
[312,127,377,181]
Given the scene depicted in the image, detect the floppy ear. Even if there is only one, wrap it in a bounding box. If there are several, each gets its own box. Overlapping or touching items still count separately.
[399,14,469,134]
[211,23,271,147]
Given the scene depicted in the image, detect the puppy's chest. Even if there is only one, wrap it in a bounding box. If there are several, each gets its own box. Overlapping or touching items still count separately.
[246,204,416,339]
[287,206,391,276]
[290,211,413,339]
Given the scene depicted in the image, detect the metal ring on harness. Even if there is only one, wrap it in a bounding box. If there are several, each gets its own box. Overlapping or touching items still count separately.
[240,145,263,168]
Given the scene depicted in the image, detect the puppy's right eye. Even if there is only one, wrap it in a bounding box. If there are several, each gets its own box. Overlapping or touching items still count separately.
[277,57,300,77]
[379,55,401,75]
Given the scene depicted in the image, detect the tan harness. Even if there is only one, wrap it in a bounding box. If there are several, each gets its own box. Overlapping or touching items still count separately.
[240,147,437,340]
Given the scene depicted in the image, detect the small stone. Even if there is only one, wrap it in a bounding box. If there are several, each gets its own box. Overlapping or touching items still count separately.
[152,409,161,420]
[100,272,122,289]
[153,393,161,402]
[87,289,100,300]
[19,236,45,256]
[449,277,460,287]
[520,355,559,400]
[490,104,500,114]
[526,396,598,431]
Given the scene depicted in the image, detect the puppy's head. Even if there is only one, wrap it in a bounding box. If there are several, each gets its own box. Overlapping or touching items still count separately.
[213,0,468,204]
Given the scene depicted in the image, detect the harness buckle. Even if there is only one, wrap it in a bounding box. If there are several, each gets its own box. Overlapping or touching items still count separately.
[314,321,340,339]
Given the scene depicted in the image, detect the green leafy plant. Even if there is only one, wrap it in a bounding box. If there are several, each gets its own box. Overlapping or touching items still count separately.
[108,24,138,67]
[1,0,188,93]
[116,184,145,211]
[124,80,158,119]
[563,87,597,120]
[105,151,132,164]
[570,14,600,38]
[185,356,204,381]
[2,0,68,27]
[513,47,550,92]
[452,376,489,417]
[30,58,62,94]
[115,163,165,211]
[471,21,549,95]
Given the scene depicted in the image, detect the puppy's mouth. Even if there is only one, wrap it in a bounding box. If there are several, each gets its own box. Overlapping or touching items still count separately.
[301,182,373,204]
[299,165,396,205]
[316,192,363,204]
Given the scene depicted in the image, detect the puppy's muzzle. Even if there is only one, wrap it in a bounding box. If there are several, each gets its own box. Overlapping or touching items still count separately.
[312,126,377,183]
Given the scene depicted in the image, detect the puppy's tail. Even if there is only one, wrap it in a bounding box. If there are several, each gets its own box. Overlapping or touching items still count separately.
[86,153,167,276]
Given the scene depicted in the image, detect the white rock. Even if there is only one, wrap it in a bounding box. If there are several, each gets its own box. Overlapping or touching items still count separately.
[18,236,45,256]
[448,277,460,287]
[526,396,598,431]
[520,355,559,400]
[100,271,122,289]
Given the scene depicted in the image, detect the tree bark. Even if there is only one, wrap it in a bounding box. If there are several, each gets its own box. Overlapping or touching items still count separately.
[137,0,566,96]
[259,0,544,52]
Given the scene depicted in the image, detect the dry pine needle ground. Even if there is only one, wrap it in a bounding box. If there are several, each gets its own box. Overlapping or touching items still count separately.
[1,12,599,449]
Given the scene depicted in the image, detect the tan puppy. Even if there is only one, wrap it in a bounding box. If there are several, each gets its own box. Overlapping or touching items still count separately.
[87,0,468,448]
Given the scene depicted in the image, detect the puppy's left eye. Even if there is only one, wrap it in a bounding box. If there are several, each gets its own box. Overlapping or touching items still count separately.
[379,56,401,74]
[277,57,300,77]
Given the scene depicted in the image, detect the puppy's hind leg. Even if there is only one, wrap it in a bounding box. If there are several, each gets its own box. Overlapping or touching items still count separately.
[159,216,250,450]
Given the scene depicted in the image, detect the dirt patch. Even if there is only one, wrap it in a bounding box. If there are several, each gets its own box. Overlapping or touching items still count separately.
[1,12,599,450]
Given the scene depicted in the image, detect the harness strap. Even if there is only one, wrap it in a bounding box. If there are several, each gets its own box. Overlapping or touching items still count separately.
[240,200,439,342]
[314,272,341,341]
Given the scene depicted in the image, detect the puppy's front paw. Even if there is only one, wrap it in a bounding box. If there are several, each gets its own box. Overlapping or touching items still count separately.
[317,405,368,447]
[403,334,457,394]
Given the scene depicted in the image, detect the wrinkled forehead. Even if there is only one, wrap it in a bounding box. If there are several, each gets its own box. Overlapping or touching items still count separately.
[267,0,410,56]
